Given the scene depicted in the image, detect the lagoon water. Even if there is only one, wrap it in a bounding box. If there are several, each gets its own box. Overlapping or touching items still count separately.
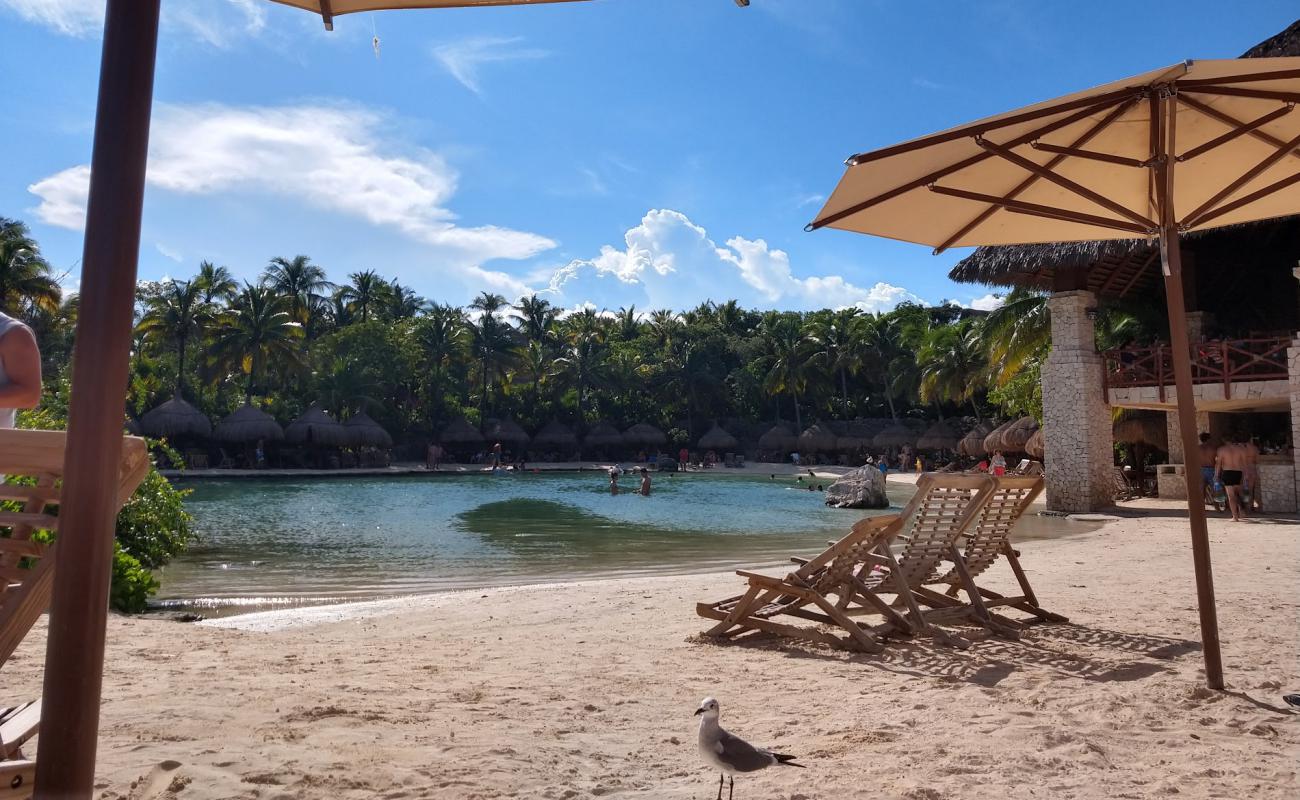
[156,472,914,615]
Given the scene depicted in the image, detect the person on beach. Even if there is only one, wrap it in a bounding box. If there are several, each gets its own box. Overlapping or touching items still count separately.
[1214,434,1250,521]
[990,450,1007,477]
[640,468,651,496]
[491,441,503,468]
[0,310,41,430]
[679,447,689,468]
[1243,436,1262,512]
[609,468,620,495]
[1197,433,1220,511]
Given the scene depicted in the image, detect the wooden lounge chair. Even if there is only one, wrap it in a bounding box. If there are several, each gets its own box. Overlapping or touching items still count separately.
[1,429,150,798]
[697,474,996,652]
[923,476,1067,639]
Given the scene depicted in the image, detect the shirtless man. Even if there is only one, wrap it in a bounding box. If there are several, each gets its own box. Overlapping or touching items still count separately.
[1214,433,1250,522]
[639,467,651,497]
[0,310,42,429]
[1243,436,1262,512]
[1197,433,1221,512]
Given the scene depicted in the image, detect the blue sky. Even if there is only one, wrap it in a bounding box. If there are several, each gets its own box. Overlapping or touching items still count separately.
[1,0,1295,313]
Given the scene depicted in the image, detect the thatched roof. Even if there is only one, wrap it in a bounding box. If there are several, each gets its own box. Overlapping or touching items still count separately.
[834,433,871,450]
[873,422,917,449]
[698,423,738,451]
[959,421,995,457]
[996,417,1039,453]
[344,412,393,448]
[584,421,624,447]
[948,22,1300,300]
[140,394,211,438]
[1113,414,1168,449]
[916,419,961,451]
[213,403,283,443]
[797,422,837,452]
[532,420,577,447]
[486,419,529,445]
[285,403,348,446]
[1025,427,1045,460]
[623,423,667,447]
[440,418,484,445]
[758,424,796,450]
[982,420,1015,455]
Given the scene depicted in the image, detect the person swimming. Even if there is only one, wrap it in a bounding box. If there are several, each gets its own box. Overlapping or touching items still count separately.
[640,467,651,496]
[609,467,620,496]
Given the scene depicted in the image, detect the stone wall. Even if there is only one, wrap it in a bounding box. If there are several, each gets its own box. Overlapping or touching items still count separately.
[1291,336,1299,500]
[1041,290,1114,511]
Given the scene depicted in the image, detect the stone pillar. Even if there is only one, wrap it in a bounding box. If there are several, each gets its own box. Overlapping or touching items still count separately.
[1290,335,1300,497]
[1041,290,1114,511]
[1166,409,1210,464]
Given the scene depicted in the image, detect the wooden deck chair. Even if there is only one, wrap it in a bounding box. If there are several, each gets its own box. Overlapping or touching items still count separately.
[1,429,149,798]
[697,474,995,652]
[926,476,1067,639]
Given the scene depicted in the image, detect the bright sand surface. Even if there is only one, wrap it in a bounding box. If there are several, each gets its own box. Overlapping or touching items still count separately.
[5,497,1299,799]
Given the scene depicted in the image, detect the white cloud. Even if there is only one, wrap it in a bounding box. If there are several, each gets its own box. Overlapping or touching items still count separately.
[28,102,555,265]
[0,0,266,45]
[542,209,921,312]
[433,36,548,94]
[155,243,183,263]
[968,293,1005,311]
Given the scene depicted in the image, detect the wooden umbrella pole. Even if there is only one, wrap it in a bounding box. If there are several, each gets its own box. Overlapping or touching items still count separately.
[1154,88,1224,690]
[36,0,162,795]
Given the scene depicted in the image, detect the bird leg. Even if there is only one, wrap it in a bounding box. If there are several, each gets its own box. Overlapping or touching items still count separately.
[728,775,734,800]
[716,773,724,800]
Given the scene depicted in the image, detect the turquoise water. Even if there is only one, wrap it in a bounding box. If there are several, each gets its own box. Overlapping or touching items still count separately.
[157,472,915,614]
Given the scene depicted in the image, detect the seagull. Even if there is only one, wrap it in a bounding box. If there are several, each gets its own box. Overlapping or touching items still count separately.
[695,697,803,800]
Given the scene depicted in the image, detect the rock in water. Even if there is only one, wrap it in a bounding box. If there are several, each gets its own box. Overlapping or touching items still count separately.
[824,466,890,509]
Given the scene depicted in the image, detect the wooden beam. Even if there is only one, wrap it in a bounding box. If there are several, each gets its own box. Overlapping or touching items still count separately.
[1176,103,1294,162]
[1183,168,1300,230]
[1180,128,1300,229]
[1176,67,1300,87]
[1029,141,1149,167]
[319,0,334,30]
[1181,85,1300,103]
[927,184,1152,235]
[1178,94,1300,162]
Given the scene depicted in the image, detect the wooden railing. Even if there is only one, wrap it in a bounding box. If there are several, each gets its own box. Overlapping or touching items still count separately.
[1102,337,1292,401]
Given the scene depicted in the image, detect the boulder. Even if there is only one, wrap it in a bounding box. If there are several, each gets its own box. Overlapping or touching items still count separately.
[824,466,890,509]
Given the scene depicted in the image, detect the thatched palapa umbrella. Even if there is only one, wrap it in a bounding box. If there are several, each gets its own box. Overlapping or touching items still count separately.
[213,403,283,443]
[1113,415,1169,450]
[486,419,529,446]
[958,421,995,457]
[344,412,393,448]
[997,417,1040,453]
[982,420,1015,455]
[140,393,211,438]
[916,419,961,451]
[873,422,917,449]
[623,423,667,448]
[797,422,837,452]
[1025,428,1045,460]
[698,423,738,451]
[758,424,796,451]
[532,420,577,448]
[440,418,485,446]
[285,404,348,447]
[583,421,624,449]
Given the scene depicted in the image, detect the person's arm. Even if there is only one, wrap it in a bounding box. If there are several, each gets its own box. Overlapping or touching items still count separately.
[0,324,41,408]
[1213,450,1222,480]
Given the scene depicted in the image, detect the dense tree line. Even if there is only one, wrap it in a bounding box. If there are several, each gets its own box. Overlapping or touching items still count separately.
[3,217,1163,449]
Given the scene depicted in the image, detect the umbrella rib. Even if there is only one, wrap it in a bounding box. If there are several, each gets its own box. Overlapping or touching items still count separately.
[1179,128,1300,228]
[1028,142,1150,168]
[1177,94,1300,162]
[1176,67,1300,87]
[809,94,1135,231]
[318,0,334,31]
[1182,167,1300,230]
[1176,103,1295,162]
[974,137,1157,229]
[926,185,1151,235]
[1180,85,1300,103]
[932,97,1139,253]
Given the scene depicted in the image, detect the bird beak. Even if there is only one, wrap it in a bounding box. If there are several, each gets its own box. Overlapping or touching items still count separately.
[694,708,703,716]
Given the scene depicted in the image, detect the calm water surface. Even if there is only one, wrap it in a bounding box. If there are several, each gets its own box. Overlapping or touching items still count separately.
[157,472,1093,616]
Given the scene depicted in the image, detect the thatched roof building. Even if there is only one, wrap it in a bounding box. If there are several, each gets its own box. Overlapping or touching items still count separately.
[1025,428,1045,460]
[344,412,393,448]
[797,422,837,452]
[916,419,961,451]
[698,423,738,451]
[440,418,485,445]
[532,420,577,448]
[623,423,667,447]
[959,421,995,457]
[486,419,529,445]
[758,424,796,451]
[1113,414,1168,450]
[285,404,348,446]
[213,403,283,443]
[873,422,918,449]
[997,417,1040,453]
[584,421,624,448]
[140,394,211,438]
[982,420,1015,455]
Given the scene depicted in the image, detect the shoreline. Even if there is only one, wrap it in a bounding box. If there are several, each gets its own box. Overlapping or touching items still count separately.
[161,460,858,481]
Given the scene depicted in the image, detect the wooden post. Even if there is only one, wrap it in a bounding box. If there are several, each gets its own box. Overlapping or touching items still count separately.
[1154,88,1224,690]
[35,1,162,796]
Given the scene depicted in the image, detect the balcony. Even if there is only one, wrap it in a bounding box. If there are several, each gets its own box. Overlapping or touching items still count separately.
[1102,336,1293,410]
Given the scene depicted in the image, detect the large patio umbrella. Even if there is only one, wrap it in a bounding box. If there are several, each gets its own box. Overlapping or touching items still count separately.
[996,416,1041,453]
[872,422,918,449]
[485,418,530,447]
[1113,414,1170,450]
[343,412,393,448]
[532,420,578,449]
[583,421,625,449]
[285,404,349,447]
[440,418,485,446]
[139,393,211,439]
[1025,427,1046,460]
[622,423,668,448]
[796,422,838,452]
[982,419,1017,455]
[958,421,995,457]
[758,424,796,451]
[212,403,284,443]
[916,419,962,451]
[698,423,739,451]
[807,57,1300,689]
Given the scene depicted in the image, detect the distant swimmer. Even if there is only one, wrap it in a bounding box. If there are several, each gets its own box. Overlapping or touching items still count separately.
[609,467,620,496]
[640,467,651,496]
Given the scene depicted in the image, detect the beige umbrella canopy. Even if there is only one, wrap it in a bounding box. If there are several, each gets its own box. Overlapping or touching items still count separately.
[140,394,211,438]
[270,0,591,30]
[997,417,1040,453]
[486,419,530,446]
[1025,427,1046,460]
[873,422,918,449]
[213,403,284,443]
[440,418,485,445]
[583,421,625,448]
[285,404,349,446]
[916,419,962,451]
[532,420,578,448]
[797,422,838,452]
[958,421,995,457]
[344,412,393,448]
[1113,414,1169,450]
[698,423,738,451]
[758,424,797,451]
[623,423,668,447]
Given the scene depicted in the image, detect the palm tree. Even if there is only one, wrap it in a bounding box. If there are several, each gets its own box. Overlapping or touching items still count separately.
[918,320,986,419]
[262,255,333,333]
[136,279,211,396]
[468,292,514,425]
[194,261,238,305]
[808,307,863,420]
[512,294,558,344]
[555,308,607,425]
[415,304,466,431]
[0,218,61,316]
[613,305,641,341]
[208,284,303,400]
[977,288,1049,386]
[761,314,814,431]
[648,309,679,345]
[338,269,390,323]
[384,280,425,320]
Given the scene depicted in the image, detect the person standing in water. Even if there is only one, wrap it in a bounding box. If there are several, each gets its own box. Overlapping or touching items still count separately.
[609,467,620,495]
[640,467,651,496]
[0,310,41,429]
[491,441,503,468]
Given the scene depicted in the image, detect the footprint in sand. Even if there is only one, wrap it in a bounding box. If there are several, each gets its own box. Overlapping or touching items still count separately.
[127,760,186,800]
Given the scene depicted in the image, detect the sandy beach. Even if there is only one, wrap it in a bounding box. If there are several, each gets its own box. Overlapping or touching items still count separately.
[5,500,1299,799]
